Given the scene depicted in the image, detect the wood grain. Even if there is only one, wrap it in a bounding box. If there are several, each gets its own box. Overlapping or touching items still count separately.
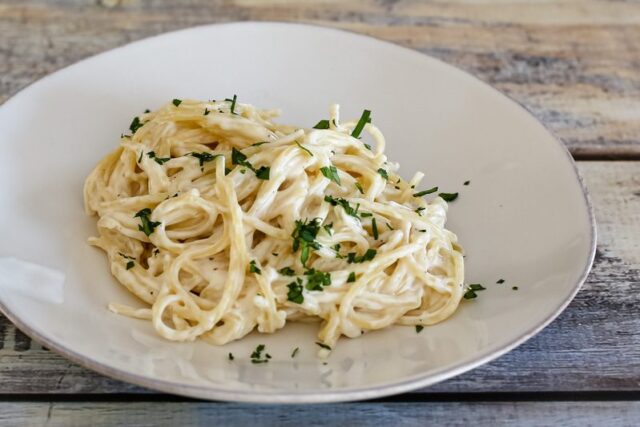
[0,0,639,157]
[0,161,638,395]
[0,401,639,426]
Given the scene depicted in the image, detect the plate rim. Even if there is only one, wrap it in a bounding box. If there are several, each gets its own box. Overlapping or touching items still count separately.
[0,21,597,403]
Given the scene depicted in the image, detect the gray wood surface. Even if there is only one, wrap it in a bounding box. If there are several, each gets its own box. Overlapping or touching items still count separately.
[1,0,639,423]
[1,401,639,427]
[0,162,638,395]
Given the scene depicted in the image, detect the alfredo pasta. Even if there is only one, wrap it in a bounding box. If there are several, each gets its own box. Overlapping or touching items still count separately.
[84,98,464,354]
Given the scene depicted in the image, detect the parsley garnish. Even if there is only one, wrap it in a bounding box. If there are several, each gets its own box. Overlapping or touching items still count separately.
[347,272,356,283]
[287,278,304,304]
[226,94,238,114]
[323,222,333,235]
[250,344,269,364]
[416,325,424,333]
[190,152,218,168]
[204,108,210,116]
[134,208,161,237]
[313,120,330,129]
[255,166,270,180]
[228,352,234,361]
[415,207,426,216]
[324,195,359,218]
[386,222,394,230]
[497,279,505,284]
[172,99,182,107]
[137,151,143,163]
[129,116,143,134]
[347,249,377,264]
[249,260,261,275]
[279,267,295,276]
[291,218,322,266]
[320,166,341,185]
[377,168,388,180]
[439,192,459,202]
[304,268,331,291]
[512,286,519,290]
[463,283,486,299]
[413,187,438,197]
[147,151,170,165]
[315,342,332,350]
[371,217,379,240]
[364,143,372,151]
[291,347,299,358]
[355,182,364,194]
[126,261,134,270]
[351,109,371,139]
[296,141,313,156]
[251,141,270,147]
[464,180,470,186]
[360,212,372,218]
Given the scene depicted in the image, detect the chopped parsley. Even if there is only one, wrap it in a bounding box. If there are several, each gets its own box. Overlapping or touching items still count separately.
[249,260,261,275]
[347,272,356,283]
[364,143,372,151]
[315,342,332,351]
[204,108,210,116]
[313,119,330,129]
[371,217,379,239]
[386,222,394,230]
[439,192,459,202]
[324,195,359,218]
[227,94,238,114]
[355,182,364,194]
[377,168,389,180]
[296,141,313,156]
[413,187,438,197]
[512,286,519,290]
[190,152,218,168]
[415,325,424,333]
[291,218,322,266]
[126,261,134,270]
[279,266,296,276]
[129,116,143,134]
[147,151,170,165]
[360,212,372,218]
[415,207,426,216]
[251,141,270,147]
[497,279,505,284]
[255,166,270,180]
[291,347,299,358]
[228,352,234,361]
[172,99,182,107]
[287,278,304,304]
[323,222,333,235]
[464,180,470,186]
[347,249,377,264]
[351,109,371,139]
[134,208,161,237]
[320,166,341,185]
[463,283,486,300]
[304,268,331,291]
[250,344,269,364]
[137,151,143,163]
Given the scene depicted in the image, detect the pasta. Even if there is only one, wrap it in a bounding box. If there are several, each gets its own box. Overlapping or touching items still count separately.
[84,98,464,354]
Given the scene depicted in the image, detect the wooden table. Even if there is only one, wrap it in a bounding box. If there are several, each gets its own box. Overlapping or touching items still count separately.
[1,1,639,425]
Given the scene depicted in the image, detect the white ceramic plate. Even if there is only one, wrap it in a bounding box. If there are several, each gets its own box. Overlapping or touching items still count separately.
[0,22,595,403]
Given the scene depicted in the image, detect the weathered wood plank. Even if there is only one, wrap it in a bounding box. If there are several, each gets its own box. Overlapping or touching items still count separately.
[0,0,639,156]
[0,401,639,427]
[0,161,637,394]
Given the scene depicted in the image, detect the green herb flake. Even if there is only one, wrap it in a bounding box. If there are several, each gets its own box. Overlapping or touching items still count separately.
[249,260,261,275]
[172,99,182,107]
[313,119,330,129]
[224,94,238,115]
[129,116,143,134]
[255,166,270,180]
[323,222,333,235]
[324,195,359,218]
[190,152,218,168]
[351,109,371,139]
[291,218,322,266]
[291,347,299,358]
[439,192,459,202]
[315,342,332,350]
[126,260,134,270]
[204,108,210,116]
[415,207,426,216]
[320,166,341,185]
[360,212,372,218]
[304,268,331,291]
[251,141,270,147]
[287,278,304,304]
[355,182,364,194]
[250,344,269,364]
[296,141,313,156]
[512,286,519,291]
[137,151,143,163]
[464,180,470,186]
[279,267,295,276]
[147,151,170,165]
[497,279,505,284]
[469,283,486,291]
[347,272,356,283]
[377,168,389,180]
[415,325,424,333]
[371,217,379,239]
[134,208,161,237]
[363,143,372,151]
[347,248,377,264]
[228,352,234,361]
[463,289,478,299]
[413,187,438,197]
[386,222,394,230]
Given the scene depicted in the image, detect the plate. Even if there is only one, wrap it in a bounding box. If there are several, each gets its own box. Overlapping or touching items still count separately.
[0,22,595,403]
